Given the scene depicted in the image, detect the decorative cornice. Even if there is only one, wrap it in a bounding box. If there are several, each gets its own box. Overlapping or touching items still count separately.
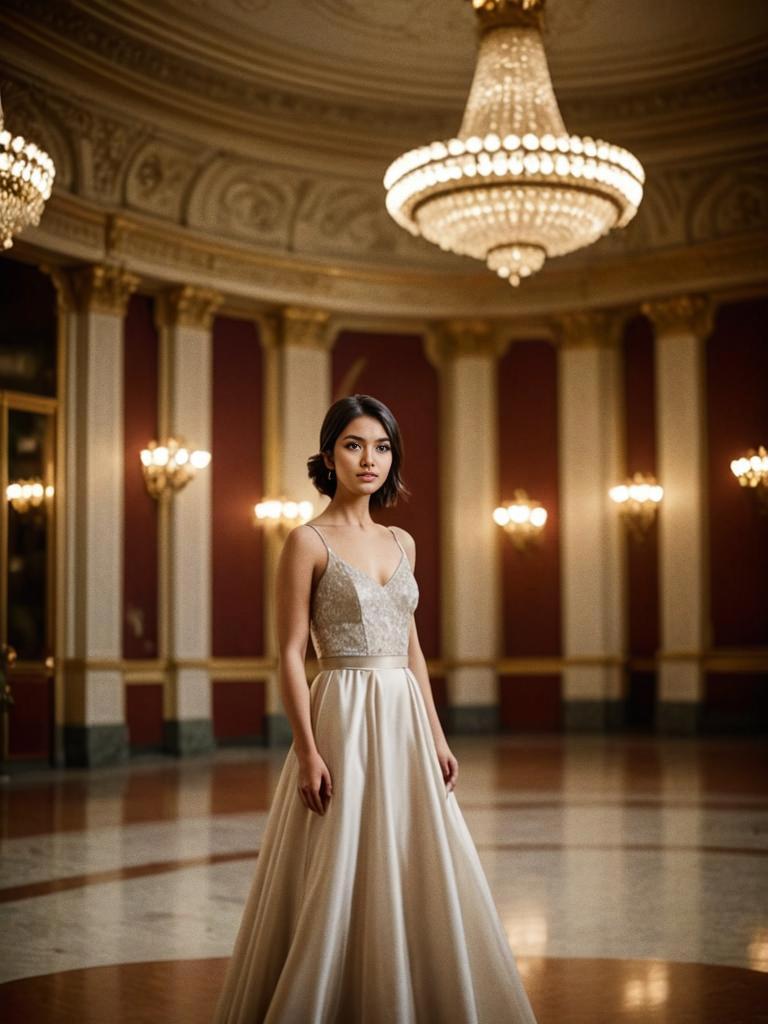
[65,263,140,315]
[17,191,768,319]
[4,72,768,288]
[281,306,332,350]
[641,294,714,339]
[155,285,223,330]
[555,309,624,350]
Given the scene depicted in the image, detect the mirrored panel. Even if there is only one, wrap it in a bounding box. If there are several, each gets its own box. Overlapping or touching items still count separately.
[6,407,54,661]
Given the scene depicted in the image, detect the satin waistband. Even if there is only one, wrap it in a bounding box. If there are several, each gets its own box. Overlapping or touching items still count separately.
[317,654,409,670]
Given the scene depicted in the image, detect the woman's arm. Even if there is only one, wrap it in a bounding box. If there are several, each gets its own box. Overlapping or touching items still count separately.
[275,526,333,814]
[407,614,448,751]
[275,526,316,757]
[398,528,458,793]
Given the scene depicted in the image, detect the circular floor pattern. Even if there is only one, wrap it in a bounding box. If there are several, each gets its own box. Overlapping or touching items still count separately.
[0,957,765,1023]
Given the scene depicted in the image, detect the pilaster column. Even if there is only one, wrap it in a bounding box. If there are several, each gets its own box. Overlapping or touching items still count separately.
[261,306,332,745]
[49,264,139,766]
[155,285,222,755]
[556,311,626,730]
[426,320,501,733]
[641,295,714,734]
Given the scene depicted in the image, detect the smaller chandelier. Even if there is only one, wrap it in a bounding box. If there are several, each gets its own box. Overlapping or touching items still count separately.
[493,488,547,550]
[731,445,768,492]
[255,497,315,538]
[0,92,55,250]
[610,472,663,538]
[140,437,211,499]
[6,478,54,513]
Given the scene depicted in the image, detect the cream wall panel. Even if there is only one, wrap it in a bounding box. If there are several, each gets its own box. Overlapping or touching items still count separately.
[169,324,212,664]
[443,353,499,709]
[83,311,124,660]
[558,335,626,707]
[85,671,124,725]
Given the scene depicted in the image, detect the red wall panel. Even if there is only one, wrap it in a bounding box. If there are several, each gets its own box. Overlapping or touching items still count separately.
[125,684,164,749]
[622,314,660,658]
[497,340,561,656]
[706,297,768,648]
[211,317,264,657]
[7,673,53,760]
[497,340,561,731]
[331,332,441,667]
[212,680,266,741]
[123,294,159,659]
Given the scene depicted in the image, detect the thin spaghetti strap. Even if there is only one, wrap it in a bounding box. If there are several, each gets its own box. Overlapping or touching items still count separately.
[306,522,331,553]
[388,525,406,558]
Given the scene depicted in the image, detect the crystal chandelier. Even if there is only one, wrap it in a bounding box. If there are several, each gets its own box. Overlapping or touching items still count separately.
[0,92,55,250]
[384,0,644,286]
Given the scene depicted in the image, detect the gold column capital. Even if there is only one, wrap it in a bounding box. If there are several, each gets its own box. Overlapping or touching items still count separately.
[279,306,332,350]
[425,319,498,366]
[641,294,714,339]
[554,309,624,350]
[40,263,76,314]
[155,285,223,331]
[47,264,140,316]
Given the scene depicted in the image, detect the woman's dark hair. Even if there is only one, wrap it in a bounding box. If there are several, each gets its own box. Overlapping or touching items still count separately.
[307,394,411,509]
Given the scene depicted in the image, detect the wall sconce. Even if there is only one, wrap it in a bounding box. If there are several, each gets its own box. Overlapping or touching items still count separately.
[6,478,54,513]
[731,445,768,506]
[254,497,315,539]
[140,436,211,499]
[610,472,663,539]
[493,489,548,551]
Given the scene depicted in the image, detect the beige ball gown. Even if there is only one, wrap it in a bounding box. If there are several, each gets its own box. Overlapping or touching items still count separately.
[213,523,538,1023]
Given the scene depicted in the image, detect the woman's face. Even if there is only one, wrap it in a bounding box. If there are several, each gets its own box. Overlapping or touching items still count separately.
[326,415,393,495]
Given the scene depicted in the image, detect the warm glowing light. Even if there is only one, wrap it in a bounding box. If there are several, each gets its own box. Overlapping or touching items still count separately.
[6,477,53,513]
[610,472,663,539]
[622,962,670,1010]
[254,498,314,534]
[730,445,768,490]
[384,1,644,287]
[0,92,56,249]
[139,437,211,498]
[493,488,547,549]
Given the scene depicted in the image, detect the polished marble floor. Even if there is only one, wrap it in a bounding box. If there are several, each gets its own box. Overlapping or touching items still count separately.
[1,734,766,1022]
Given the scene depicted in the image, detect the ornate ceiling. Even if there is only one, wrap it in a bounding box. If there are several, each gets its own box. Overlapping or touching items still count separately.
[2,0,767,316]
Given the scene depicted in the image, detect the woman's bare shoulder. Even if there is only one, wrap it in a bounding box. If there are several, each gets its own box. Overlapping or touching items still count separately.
[280,522,325,564]
[390,525,416,560]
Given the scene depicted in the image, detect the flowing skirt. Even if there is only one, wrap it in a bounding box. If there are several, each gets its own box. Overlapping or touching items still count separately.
[213,665,538,1023]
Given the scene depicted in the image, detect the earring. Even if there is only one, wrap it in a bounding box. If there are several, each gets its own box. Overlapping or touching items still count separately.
[329,468,335,479]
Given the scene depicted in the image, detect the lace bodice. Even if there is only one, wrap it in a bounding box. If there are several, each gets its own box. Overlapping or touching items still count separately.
[306,523,419,659]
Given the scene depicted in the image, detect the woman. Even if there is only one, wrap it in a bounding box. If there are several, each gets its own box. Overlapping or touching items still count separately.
[213,394,538,1023]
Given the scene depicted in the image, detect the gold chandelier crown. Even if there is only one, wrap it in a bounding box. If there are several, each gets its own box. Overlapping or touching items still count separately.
[384,0,645,287]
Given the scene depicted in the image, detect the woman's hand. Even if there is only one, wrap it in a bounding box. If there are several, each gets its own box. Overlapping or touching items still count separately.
[296,749,333,815]
[435,740,458,794]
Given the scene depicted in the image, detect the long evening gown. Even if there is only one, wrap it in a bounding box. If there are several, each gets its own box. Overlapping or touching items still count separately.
[213,523,538,1023]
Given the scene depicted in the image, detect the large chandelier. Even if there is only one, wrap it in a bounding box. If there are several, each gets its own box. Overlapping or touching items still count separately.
[0,91,55,250]
[384,0,644,286]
